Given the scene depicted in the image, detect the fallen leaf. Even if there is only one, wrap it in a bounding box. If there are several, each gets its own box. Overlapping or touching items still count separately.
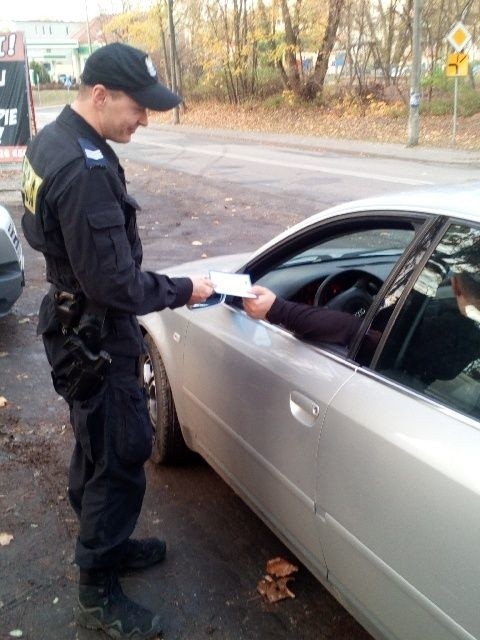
[0,533,14,546]
[191,240,203,246]
[0,396,7,408]
[9,631,23,638]
[266,557,299,578]
[18,318,30,324]
[257,574,295,603]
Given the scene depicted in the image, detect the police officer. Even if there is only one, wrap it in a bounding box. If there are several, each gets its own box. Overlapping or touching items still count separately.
[21,43,214,639]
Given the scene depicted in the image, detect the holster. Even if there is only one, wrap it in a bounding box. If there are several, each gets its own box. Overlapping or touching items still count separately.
[52,288,112,403]
[63,334,111,403]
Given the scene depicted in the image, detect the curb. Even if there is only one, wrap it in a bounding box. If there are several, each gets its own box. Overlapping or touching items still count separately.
[152,123,480,166]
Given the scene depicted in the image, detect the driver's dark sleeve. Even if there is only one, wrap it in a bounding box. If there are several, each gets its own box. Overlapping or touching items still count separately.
[266,296,363,346]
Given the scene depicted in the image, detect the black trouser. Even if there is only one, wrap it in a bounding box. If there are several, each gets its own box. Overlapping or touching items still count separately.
[43,331,153,569]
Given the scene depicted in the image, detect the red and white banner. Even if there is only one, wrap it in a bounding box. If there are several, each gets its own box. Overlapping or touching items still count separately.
[0,32,32,163]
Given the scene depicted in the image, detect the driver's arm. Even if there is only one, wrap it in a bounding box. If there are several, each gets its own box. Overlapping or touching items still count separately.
[268,297,363,346]
[244,285,363,346]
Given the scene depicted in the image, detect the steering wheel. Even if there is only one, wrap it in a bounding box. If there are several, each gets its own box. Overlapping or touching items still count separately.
[313,270,382,316]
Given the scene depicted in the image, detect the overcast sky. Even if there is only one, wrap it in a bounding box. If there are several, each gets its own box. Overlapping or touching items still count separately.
[3,0,131,22]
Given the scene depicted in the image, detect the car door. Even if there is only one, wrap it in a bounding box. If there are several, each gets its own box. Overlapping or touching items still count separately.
[315,220,480,640]
[182,300,352,575]
[182,213,423,579]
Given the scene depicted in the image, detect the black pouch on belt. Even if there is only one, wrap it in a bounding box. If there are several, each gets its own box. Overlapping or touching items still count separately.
[53,290,111,402]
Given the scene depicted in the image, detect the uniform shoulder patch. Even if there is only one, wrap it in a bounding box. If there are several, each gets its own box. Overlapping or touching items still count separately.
[78,137,107,169]
[22,156,43,215]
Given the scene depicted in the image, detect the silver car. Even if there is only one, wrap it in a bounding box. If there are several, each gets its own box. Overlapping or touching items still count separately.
[139,184,480,640]
[0,204,24,317]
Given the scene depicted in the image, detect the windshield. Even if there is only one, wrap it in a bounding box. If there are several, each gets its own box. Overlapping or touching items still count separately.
[283,228,415,267]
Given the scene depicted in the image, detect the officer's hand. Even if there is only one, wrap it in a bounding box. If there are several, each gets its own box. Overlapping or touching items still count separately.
[243,286,276,320]
[188,276,215,305]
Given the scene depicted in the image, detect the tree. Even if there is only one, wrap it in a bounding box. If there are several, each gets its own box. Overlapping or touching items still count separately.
[30,60,50,84]
[304,0,345,98]
[278,0,301,91]
[270,0,345,99]
[201,0,259,103]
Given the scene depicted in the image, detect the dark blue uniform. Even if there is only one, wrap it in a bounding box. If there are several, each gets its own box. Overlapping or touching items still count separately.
[21,105,192,570]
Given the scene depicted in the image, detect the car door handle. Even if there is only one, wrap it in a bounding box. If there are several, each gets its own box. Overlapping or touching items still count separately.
[290,391,321,427]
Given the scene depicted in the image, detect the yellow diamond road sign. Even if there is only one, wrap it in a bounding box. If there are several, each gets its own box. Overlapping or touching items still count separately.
[447,21,472,52]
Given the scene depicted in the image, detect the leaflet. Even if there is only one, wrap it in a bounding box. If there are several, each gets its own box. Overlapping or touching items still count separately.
[209,270,256,298]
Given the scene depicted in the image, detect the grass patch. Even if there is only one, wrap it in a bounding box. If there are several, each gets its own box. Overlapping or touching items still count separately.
[32,89,77,107]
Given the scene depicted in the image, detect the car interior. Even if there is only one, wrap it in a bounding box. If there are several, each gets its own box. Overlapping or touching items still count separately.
[375,222,480,421]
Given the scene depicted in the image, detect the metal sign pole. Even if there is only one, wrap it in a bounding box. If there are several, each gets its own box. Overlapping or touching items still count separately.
[446,21,472,146]
[453,76,458,144]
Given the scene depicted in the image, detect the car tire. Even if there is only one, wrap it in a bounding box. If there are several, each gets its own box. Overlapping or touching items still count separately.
[142,333,191,465]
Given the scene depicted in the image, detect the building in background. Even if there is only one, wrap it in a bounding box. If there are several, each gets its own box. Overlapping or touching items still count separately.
[0,17,110,84]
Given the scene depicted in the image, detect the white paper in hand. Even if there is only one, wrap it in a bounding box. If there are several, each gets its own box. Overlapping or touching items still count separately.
[209,270,256,298]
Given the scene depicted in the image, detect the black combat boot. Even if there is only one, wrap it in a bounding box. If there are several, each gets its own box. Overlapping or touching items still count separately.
[120,538,167,571]
[76,569,162,639]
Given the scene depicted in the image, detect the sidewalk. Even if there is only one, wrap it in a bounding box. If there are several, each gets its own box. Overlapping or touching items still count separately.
[157,123,480,166]
[3,125,480,207]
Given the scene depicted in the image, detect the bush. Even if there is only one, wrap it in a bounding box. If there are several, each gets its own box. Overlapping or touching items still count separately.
[420,74,480,116]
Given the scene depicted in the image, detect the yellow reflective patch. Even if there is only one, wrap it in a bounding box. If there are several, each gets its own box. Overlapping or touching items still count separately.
[21,157,43,215]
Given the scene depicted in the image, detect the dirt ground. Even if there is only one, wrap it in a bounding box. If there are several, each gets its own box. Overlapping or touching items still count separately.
[0,163,371,640]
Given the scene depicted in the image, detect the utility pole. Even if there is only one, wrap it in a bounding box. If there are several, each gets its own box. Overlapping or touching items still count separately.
[84,0,93,55]
[167,0,180,124]
[407,0,423,146]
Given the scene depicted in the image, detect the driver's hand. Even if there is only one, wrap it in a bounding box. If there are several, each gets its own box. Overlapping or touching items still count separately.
[243,286,276,320]
[188,276,215,305]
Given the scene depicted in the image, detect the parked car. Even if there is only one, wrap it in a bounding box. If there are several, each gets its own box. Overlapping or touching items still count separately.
[0,204,24,317]
[139,183,480,640]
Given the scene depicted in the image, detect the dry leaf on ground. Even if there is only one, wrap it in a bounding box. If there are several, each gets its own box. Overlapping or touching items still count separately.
[0,533,14,546]
[257,557,299,602]
[0,396,7,408]
[257,574,296,603]
[266,557,299,578]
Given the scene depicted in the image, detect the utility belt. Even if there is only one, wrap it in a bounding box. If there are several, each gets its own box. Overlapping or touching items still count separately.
[52,287,112,403]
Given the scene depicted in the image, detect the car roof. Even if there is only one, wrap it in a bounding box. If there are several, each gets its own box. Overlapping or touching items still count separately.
[251,182,480,259]
[312,182,480,225]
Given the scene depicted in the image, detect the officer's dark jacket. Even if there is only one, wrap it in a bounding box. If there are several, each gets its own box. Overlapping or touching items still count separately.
[21,105,192,357]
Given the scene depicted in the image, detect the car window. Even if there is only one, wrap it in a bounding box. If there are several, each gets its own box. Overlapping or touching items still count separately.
[283,227,414,268]
[252,218,418,308]
[375,222,480,421]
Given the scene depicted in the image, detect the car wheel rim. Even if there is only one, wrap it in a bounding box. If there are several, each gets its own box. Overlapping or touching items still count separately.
[143,356,157,428]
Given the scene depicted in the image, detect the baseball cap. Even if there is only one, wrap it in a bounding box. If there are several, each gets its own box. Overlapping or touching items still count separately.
[81,43,181,111]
